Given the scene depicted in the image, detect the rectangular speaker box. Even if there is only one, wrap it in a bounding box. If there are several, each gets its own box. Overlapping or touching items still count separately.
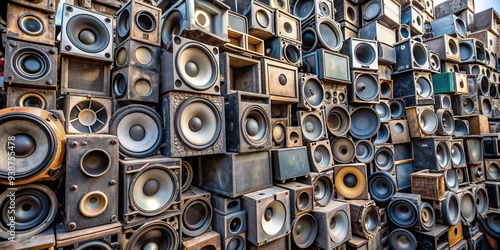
[394,142,413,161]
[467,232,484,250]
[432,72,468,94]
[395,161,414,191]
[160,36,220,95]
[244,0,275,39]
[248,235,290,250]
[212,210,246,239]
[6,87,56,110]
[220,52,261,96]
[340,38,378,71]
[468,163,485,183]
[296,109,328,142]
[199,151,272,198]
[114,39,161,72]
[286,126,303,148]
[452,94,479,117]
[347,200,381,239]
[378,42,397,65]
[183,231,221,250]
[55,222,121,249]
[434,94,452,110]
[399,0,426,10]
[401,6,424,34]
[411,170,446,201]
[412,137,452,171]
[414,223,450,250]
[424,35,461,63]
[6,3,55,46]
[468,115,489,135]
[118,156,181,227]
[394,39,430,73]
[431,14,467,38]
[64,134,119,231]
[406,106,437,138]
[390,120,411,144]
[393,71,434,106]
[434,0,474,18]
[441,61,460,73]
[222,29,247,54]
[228,10,248,33]
[307,140,334,172]
[483,136,500,157]
[275,10,301,42]
[300,171,335,207]
[349,71,380,104]
[297,73,326,110]
[335,163,369,200]
[271,118,288,148]
[310,200,352,249]
[468,30,498,53]
[379,208,388,228]
[485,160,500,181]
[115,0,161,46]
[261,58,299,103]
[111,67,159,103]
[242,186,290,246]
[211,193,241,216]
[122,212,180,248]
[361,0,401,28]
[379,65,394,80]
[271,146,310,182]
[458,39,487,64]
[225,92,272,153]
[264,37,302,67]
[334,0,359,27]
[302,49,351,84]
[473,8,500,36]
[162,91,226,157]
[247,34,265,57]
[275,182,314,217]
[486,181,500,208]
[181,186,212,238]
[358,20,397,45]
[60,56,111,97]
[64,95,112,134]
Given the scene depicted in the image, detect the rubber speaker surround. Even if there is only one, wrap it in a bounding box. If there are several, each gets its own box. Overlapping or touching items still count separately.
[335,166,367,199]
[387,199,418,227]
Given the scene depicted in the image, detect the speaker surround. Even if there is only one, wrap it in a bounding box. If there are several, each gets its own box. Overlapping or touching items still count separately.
[335,163,369,200]
[331,137,356,163]
[389,229,417,250]
[301,171,334,207]
[393,71,434,107]
[326,105,351,136]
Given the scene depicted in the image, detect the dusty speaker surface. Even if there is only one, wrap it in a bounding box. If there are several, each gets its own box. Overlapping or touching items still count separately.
[122,212,180,250]
[297,109,328,142]
[212,209,246,240]
[361,0,401,28]
[64,95,111,134]
[220,52,261,96]
[306,140,334,172]
[290,213,317,249]
[414,223,450,250]
[302,49,351,84]
[459,38,486,64]
[261,58,299,103]
[392,70,434,107]
[264,37,302,66]
[432,72,468,95]
[114,39,161,72]
[331,136,356,164]
[340,38,378,71]
[349,71,380,104]
[406,106,438,138]
[112,67,159,103]
[60,56,111,97]
[6,3,55,46]
[335,163,369,200]
[116,0,161,46]
[368,171,397,205]
[271,146,310,182]
[310,200,352,249]
[290,0,335,22]
[410,170,446,201]
[6,87,56,110]
[394,39,430,73]
[349,106,380,139]
[298,73,325,110]
[412,137,452,171]
[300,171,334,207]
[272,118,288,148]
[388,228,417,250]
[9,0,56,13]
[424,35,461,63]
[55,222,121,250]
[389,119,411,144]
[242,0,275,39]
[347,200,381,239]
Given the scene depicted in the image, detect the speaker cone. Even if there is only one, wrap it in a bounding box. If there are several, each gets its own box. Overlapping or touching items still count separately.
[313,143,333,171]
[110,105,163,158]
[332,137,355,163]
[80,149,111,177]
[273,123,286,145]
[283,44,301,64]
[417,108,438,134]
[413,43,428,66]
[66,11,111,53]
[416,77,433,98]
[380,80,391,99]
[79,191,108,217]
[453,120,468,137]
[11,48,51,80]
[364,205,380,235]
[481,98,492,116]
[388,199,418,227]
[116,8,130,40]
[368,172,397,205]
[17,93,47,109]
[316,18,343,52]
[113,72,128,98]
[69,99,108,133]
[327,106,351,136]
[475,41,485,61]
[389,229,417,250]
[131,167,177,215]
[161,10,184,45]
[136,11,156,32]
[350,107,380,139]
[182,198,212,237]
[375,102,391,121]
[444,169,458,190]
[390,100,405,119]
[436,109,455,135]
[242,106,270,147]
[375,124,390,144]
[329,210,349,243]
[0,184,57,239]
[459,41,473,61]
[335,166,367,199]
[292,0,315,21]
[313,175,333,206]
[375,147,394,172]
[175,40,218,91]
[226,235,245,250]
[419,202,435,231]
[460,191,476,224]
[436,141,451,169]
[474,186,488,218]
[302,77,325,108]
[354,43,376,66]
[354,73,379,101]
[261,200,286,236]
[479,75,490,96]
[126,222,179,250]
[430,53,440,71]
[451,142,465,167]
[292,213,318,248]
[297,191,311,212]
[483,210,500,238]
[355,140,374,163]
[18,14,45,36]
[462,97,475,115]
[300,112,325,141]
[181,160,193,192]
[441,191,460,226]
[490,84,498,98]
[363,0,381,21]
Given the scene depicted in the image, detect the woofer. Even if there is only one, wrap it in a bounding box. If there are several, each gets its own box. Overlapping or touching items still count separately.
[419,201,435,231]
[436,109,455,136]
[416,76,433,98]
[413,43,428,67]
[80,149,111,177]
[316,18,343,52]
[299,111,326,141]
[444,169,459,190]
[374,146,394,172]
[226,235,245,250]
[355,140,374,163]
[10,47,51,81]
[375,124,390,144]
[389,229,417,250]
[335,165,368,199]
[441,191,461,226]
[354,73,379,101]
[450,141,465,167]
[310,141,333,171]
[79,191,108,218]
[292,213,317,248]
[300,74,325,109]
[332,137,355,163]
[388,199,418,227]
[436,141,451,169]
[460,191,476,224]
[131,167,177,215]
[329,210,349,243]
[375,102,391,122]
[161,10,184,45]
[350,107,380,139]
[181,160,194,192]
[327,106,351,136]
[175,40,219,91]
[453,120,468,137]
[368,172,397,205]
[313,175,333,206]
[126,222,179,250]
[182,197,212,237]
[354,43,377,66]
[418,108,438,134]
[482,209,500,238]
[474,185,489,218]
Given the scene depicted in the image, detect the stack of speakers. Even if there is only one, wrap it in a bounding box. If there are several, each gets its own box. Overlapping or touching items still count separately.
[1,0,500,249]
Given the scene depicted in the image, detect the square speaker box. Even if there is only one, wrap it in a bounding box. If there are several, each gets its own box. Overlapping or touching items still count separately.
[296,109,328,142]
[181,186,213,238]
[349,71,380,104]
[361,0,401,28]
[389,119,411,144]
[473,8,500,36]
[347,200,381,239]
[115,0,161,46]
[60,4,113,62]
[441,61,460,73]
[271,146,310,182]
[485,181,500,208]
[412,137,453,171]
[434,94,452,110]
[300,171,335,207]
[9,0,56,13]
[246,34,265,57]
[359,20,397,45]
[411,170,446,201]
[413,224,450,250]
[290,0,334,22]
[242,186,291,246]
[449,139,467,168]
[468,115,490,135]
[394,39,430,73]
[160,36,221,95]
[199,151,273,198]
[162,91,225,157]
[183,231,221,250]
[424,35,461,63]
[302,49,351,84]
[286,126,303,148]
[122,212,181,249]
[334,163,369,200]
[64,95,112,134]
[244,0,276,39]
[401,6,424,34]
[275,182,314,217]
[379,65,394,80]
[458,39,486,64]
[275,10,301,42]
[298,73,326,110]
[271,118,288,148]
[118,156,181,227]
[393,71,434,107]
[60,56,111,97]
[56,222,121,250]
[434,0,473,18]
[325,84,349,107]
[334,0,359,27]
[261,58,299,103]
[457,8,475,32]
[6,87,56,110]
[64,134,119,231]
[114,39,161,72]
[340,21,359,39]
[431,14,467,38]
[452,94,479,117]
[6,3,55,46]
[306,140,335,172]
[264,37,302,67]
[211,193,241,215]
[220,52,261,96]
[111,67,160,103]
[212,210,247,239]
[485,159,500,181]
[468,163,485,183]
[340,38,379,71]
[3,39,57,88]
[225,92,272,153]
[310,200,352,250]
[301,17,345,53]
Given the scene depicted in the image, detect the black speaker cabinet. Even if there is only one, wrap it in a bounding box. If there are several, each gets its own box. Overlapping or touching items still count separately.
[119,156,181,227]
[290,213,317,249]
[64,134,119,231]
[310,200,352,250]
[434,94,452,110]
[122,212,180,250]
[349,106,381,140]
[334,0,359,27]
[412,137,452,171]
[112,67,159,103]
[0,107,66,186]
[340,38,378,71]
[466,232,484,250]
[264,37,302,67]
[483,136,500,158]
[335,163,369,200]
[116,0,161,46]
[55,222,121,250]
[212,209,246,242]
[485,181,500,209]
[60,4,113,62]
[3,39,57,88]
[459,39,486,64]
[347,200,381,239]
[0,184,57,240]
[220,52,262,96]
[161,36,220,95]
[302,49,351,85]
[297,109,328,142]
[298,73,325,110]
[211,193,240,216]
[414,223,450,250]
[225,92,272,153]
[261,58,299,103]
[306,140,334,172]
[114,39,161,72]
[326,105,351,136]
[183,231,221,249]
[424,35,461,63]
[290,0,334,22]
[6,87,56,110]
[361,0,400,28]
[392,71,434,107]
[302,17,344,53]
[242,186,290,246]
[9,0,56,13]
[162,91,225,157]
[64,95,112,134]
[181,186,212,238]
[349,71,380,104]
[271,147,310,182]
[406,106,438,138]
[6,3,55,46]
[242,0,275,39]
[199,151,273,198]
[60,56,111,97]
[394,39,430,73]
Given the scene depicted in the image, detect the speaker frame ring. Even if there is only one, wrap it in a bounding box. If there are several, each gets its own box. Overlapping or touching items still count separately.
[135,10,157,33]
[18,13,45,36]
[312,175,333,207]
[65,13,111,54]
[12,48,51,81]
[389,228,417,250]
[17,92,48,110]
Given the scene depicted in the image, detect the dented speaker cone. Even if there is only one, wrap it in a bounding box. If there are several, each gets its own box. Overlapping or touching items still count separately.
[131,166,178,215]
[419,202,435,231]
[441,191,461,226]
[355,140,374,163]
[436,109,455,136]
[331,137,355,163]
[444,169,459,191]
[327,106,351,136]
[368,171,397,205]
[350,107,380,139]
[291,213,318,249]
[335,165,367,199]
[389,229,417,250]
[182,197,212,237]
[313,175,334,206]
[460,191,476,225]
[126,221,179,250]
[388,199,418,227]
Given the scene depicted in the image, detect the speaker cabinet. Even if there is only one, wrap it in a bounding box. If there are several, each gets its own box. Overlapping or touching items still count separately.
[461,136,483,164]
[3,39,57,88]
[331,137,356,164]
[349,71,380,104]
[340,38,378,71]
[306,140,334,172]
[298,74,325,110]
[275,182,313,218]
[248,235,291,250]
[162,92,225,157]
[378,42,397,65]
[275,10,300,42]
[388,228,417,250]
[301,17,344,53]
[290,213,317,249]
[451,94,479,117]
[335,163,369,200]
[118,156,181,227]
[60,56,111,96]
[297,109,328,142]
[374,144,395,173]
[379,65,394,80]
[310,200,352,250]
[459,39,486,64]
[454,119,469,137]
[394,39,430,73]
[347,200,381,239]
[224,232,246,250]
[60,4,113,61]
[261,58,298,103]
[390,99,406,120]
[479,96,492,117]
[485,181,500,209]
[0,184,57,240]
[264,37,302,66]
[434,0,473,18]
[401,6,424,34]
[462,220,479,240]
[368,171,397,205]
[430,14,467,38]
[244,0,276,39]
[242,186,290,246]
[361,0,401,28]
[302,49,351,84]
[414,223,450,250]
[359,19,396,45]
[272,118,287,148]
[432,72,468,95]
[434,94,452,110]
[350,106,380,140]
[300,171,334,207]
[467,115,489,135]
[468,163,485,184]
[436,109,455,136]
[389,119,411,144]
[64,95,111,134]
[466,232,484,250]
[225,92,271,153]
[0,107,66,185]
[271,147,310,182]
[286,126,303,148]
[432,191,461,226]
[324,84,347,107]
[468,29,498,53]
[387,193,420,228]
[211,194,240,216]
[485,159,500,181]
[6,87,56,110]
[290,0,334,22]
[412,137,452,171]
[116,0,161,46]
[473,8,500,35]
[161,36,220,95]
[9,0,56,13]
[122,212,180,250]
[112,67,159,103]
[449,139,466,168]
[55,222,121,250]
[212,210,246,241]
[114,39,161,72]
[454,189,475,226]
[6,3,55,46]
[181,187,212,238]
[424,35,461,63]
[334,0,359,27]
[220,52,261,96]
[182,231,221,249]
[199,152,272,198]
[406,106,438,138]
[326,105,351,137]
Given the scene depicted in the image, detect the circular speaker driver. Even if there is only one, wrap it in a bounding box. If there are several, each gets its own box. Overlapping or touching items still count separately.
[436,109,455,136]
[261,200,286,236]
[389,229,417,250]
[313,175,333,206]
[413,42,428,67]
[388,199,418,227]
[80,149,111,177]
[436,141,451,169]
[293,0,315,21]
[17,93,47,109]
[363,205,380,236]
[79,191,108,218]
[415,77,433,98]
[335,166,367,199]
[375,147,394,172]
[12,48,50,81]
[417,108,438,134]
[327,106,351,136]
[482,210,500,238]
[131,167,177,215]
[226,235,245,250]
[161,10,184,45]
[460,191,476,224]
[313,143,333,171]
[354,43,376,66]
[272,122,286,145]
[329,210,349,243]
[300,112,325,141]
[363,1,381,21]
[355,73,379,101]
[350,107,380,139]
[368,172,397,205]
[182,198,212,237]
[242,106,270,147]
[302,76,325,109]
[69,99,108,133]
[331,137,355,163]
[125,221,179,250]
[355,140,374,163]
[19,14,45,36]
[175,41,218,91]
[475,186,489,218]
[66,13,110,53]
[292,213,317,249]
[441,191,461,226]
[316,18,343,52]
[419,202,435,231]
[450,142,465,167]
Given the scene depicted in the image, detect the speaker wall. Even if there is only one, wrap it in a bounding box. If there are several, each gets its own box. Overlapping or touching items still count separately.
[310,200,351,250]
[261,58,299,103]
[340,38,378,71]
[355,140,374,163]
[64,95,111,134]
[347,200,380,239]
[6,87,56,110]
[116,0,161,46]
[331,137,356,163]
[349,106,380,139]
[276,182,313,217]
[6,3,55,46]
[389,229,417,250]
[368,171,397,205]
[181,187,212,237]
[60,56,111,97]
[406,106,438,138]
[326,105,351,136]
[243,0,276,39]
[335,163,369,200]
[395,39,430,73]
[55,222,122,250]
[0,107,65,185]
[392,71,434,107]
[307,140,334,172]
[0,184,57,240]
[302,49,351,84]
[302,17,343,53]
[122,213,180,250]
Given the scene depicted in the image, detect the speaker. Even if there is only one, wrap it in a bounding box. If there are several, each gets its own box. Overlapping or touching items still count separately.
[411,169,446,201]
[257,0,289,12]
[290,0,334,22]
[433,191,461,226]
[272,118,287,148]
[6,3,55,46]
[461,136,483,164]
[428,51,441,75]
[473,8,500,35]
[274,10,300,42]
[468,163,485,184]
[3,39,57,88]
[160,36,220,95]
[368,171,397,205]
[289,213,317,249]
[64,95,111,134]
[354,140,374,164]
[310,200,351,249]
[389,119,411,144]
[481,209,500,242]
[112,68,159,103]
[361,0,400,28]
[220,52,261,96]
[334,0,359,27]
[242,186,290,246]
[271,147,310,182]
[461,64,485,76]
[161,0,229,46]
[482,136,500,157]
[441,61,460,73]
[444,167,459,191]
[261,58,299,103]
[424,35,460,62]
[335,163,369,200]
[375,122,391,145]
[211,194,240,216]
[264,37,302,66]
[243,0,275,39]
[181,160,193,192]
[414,224,450,250]
[397,24,412,42]
[485,159,500,181]
[486,181,500,208]
[297,109,328,142]
[302,49,351,84]
[301,17,344,53]
[114,38,161,72]
[9,0,56,13]
[122,212,180,250]
[459,39,486,64]
[448,139,466,169]
[0,184,57,240]
[378,79,393,100]
[199,152,272,198]
[455,189,476,226]
[340,38,378,71]
[347,200,380,239]
[435,109,455,136]
[412,137,452,171]
[55,222,121,250]
[276,182,314,217]
[59,56,111,96]
[307,140,334,172]
[392,70,434,106]
[396,161,415,190]
[406,106,438,138]
[401,6,424,34]
[349,106,380,140]
[387,192,420,227]
[349,71,380,104]
[181,186,212,237]
[379,65,393,80]
[298,74,325,110]
[224,232,246,250]
[300,170,334,207]
[395,39,430,73]
[451,94,479,117]
[475,75,491,96]
[331,137,356,163]
[434,94,452,110]
[285,127,303,147]
[0,107,65,185]
[212,210,246,241]
[358,20,397,45]
[454,119,469,137]
[374,144,395,173]
[389,229,417,250]
[378,42,397,65]
[6,87,56,110]
[417,201,436,232]
[479,96,493,117]
[116,0,161,46]
[326,105,351,137]
[60,4,113,61]
[468,29,498,53]
[325,84,348,107]
[430,14,467,38]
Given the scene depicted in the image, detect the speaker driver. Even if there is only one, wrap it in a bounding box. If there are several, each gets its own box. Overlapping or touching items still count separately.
[292,0,315,21]
[355,140,374,163]
[283,43,301,64]
[242,106,270,147]
[444,169,458,190]
[451,142,465,167]
[369,172,397,205]
[182,199,212,237]
[131,167,177,215]
[462,97,475,114]
[363,1,381,21]
[474,186,488,218]
[292,213,318,248]
[350,107,380,139]
[375,102,391,122]
[327,106,351,136]
[413,43,428,67]
[303,77,325,108]
[0,184,57,239]
[483,210,500,238]
[12,48,50,80]
[460,192,476,224]
[459,42,473,61]
[176,41,218,91]
[273,123,286,145]
[227,235,245,250]
[69,99,109,133]
[261,201,286,236]
[418,108,438,134]
[389,229,417,250]
[181,161,193,192]
[332,137,355,163]
[354,73,379,101]
[116,8,130,40]
[110,105,162,158]
[80,149,111,177]
[416,77,433,98]
[66,12,111,53]
[301,27,318,52]
[113,72,128,98]
[436,141,451,169]
[175,98,222,149]
[17,93,48,109]
[313,143,333,170]
[313,175,333,206]
[375,147,394,172]
[441,191,461,226]
[316,18,343,52]
[126,222,179,250]
[74,241,114,250]
[79,191,108,218]
[161,10,184,45]
[329,210,349,243]
[375,124,390,144]
[429,53,441,72]
[481,98,492,116]
[390,100,405,119]
[388,199,418,227]
[18,14,45,36]
[334,166,367,199]
[364,205,380,235]
[453,120,468,136]
[419,202,435,231]
[301,112,325,141]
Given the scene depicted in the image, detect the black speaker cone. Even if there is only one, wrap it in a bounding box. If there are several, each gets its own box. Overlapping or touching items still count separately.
[19,14,45,36]
[388,199,418,227]
[13,48,50,80]
[369,172,397,205]
[136,11,156,32]
[66,13,110,53]
[226,235,245,250]
[243,106,269,147]
[354,43,376,65]
[182,199,212,237]
[350,107,380,139]
[292,213,317,248]
[80,149,111,177]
